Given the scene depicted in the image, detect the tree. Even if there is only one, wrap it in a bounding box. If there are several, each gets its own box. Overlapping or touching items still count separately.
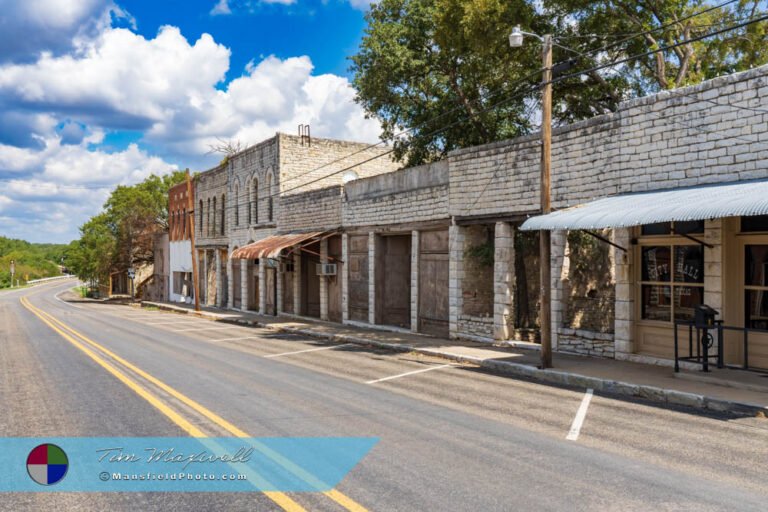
[548,0,768,101]
[66,170,187,285]
[351,0,768,165]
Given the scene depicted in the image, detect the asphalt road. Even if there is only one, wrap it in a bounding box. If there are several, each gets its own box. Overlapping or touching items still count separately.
[2,279,768,511]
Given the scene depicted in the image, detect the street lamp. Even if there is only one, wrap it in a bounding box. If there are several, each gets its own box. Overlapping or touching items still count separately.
[510,26,554,369]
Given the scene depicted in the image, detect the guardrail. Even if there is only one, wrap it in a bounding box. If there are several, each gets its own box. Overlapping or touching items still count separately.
[27,275,75,284]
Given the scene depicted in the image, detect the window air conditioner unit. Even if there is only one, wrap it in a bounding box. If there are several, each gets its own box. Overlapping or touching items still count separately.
[316,263,337,276]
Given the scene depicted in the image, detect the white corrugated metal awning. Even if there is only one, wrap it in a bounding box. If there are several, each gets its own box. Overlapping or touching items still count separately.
[520,179,768,231]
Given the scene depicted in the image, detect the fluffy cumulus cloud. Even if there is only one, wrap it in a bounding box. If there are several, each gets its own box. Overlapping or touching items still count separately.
[0,10,380,243]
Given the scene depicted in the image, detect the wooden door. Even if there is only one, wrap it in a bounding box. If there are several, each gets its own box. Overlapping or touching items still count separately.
[301,249,321,318]
[738,238,768,369]
[377,235,411,328]
[327,236,342,323]
[265,267,276,316]
[419,230,449,337]
[232,258,241,309]
[348,235,369,322]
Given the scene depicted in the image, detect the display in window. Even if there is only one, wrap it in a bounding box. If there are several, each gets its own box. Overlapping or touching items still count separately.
[642,246,671,282]
[673,286,704,321]
[746,290,768,330]
[674,245,704,283]
[745,245,768,287]
[642,284,671,321]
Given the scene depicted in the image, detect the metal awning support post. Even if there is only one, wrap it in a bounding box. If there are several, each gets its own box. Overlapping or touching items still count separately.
[579,230,627,252]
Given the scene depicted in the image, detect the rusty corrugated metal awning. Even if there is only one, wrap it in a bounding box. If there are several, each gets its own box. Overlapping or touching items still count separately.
[520,178,768,231]
[230,232,326,259]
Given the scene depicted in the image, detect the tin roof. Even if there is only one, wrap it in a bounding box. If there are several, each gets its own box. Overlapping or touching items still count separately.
[520,178,768,231]
[230,232,326,259]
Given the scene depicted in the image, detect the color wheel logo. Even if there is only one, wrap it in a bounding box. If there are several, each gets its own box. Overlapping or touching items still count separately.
[27,444,69,486]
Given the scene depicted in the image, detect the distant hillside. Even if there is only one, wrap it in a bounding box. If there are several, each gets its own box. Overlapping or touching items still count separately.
[0,236,67,288]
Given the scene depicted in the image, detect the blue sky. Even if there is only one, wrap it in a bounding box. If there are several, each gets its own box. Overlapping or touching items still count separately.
[0,0,379,243]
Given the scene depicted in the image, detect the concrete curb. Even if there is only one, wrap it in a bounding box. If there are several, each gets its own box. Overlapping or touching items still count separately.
[142,301,768,416]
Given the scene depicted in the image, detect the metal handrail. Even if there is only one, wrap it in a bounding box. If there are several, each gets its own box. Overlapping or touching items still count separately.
[674,319,768,373]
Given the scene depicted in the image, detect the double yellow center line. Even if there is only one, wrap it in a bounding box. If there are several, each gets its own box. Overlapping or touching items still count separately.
[20,295,367,512]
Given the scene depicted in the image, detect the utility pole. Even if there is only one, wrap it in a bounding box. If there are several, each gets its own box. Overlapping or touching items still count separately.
[509,26,554,368]
[186,170,201,312]
[539,35,553,369]
[10,260,15,288]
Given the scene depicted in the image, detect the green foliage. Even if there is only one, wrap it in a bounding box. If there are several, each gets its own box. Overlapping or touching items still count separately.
[0,237,66,288]
[352,0,768,164]
[465,241,495,267]
[65,170,188,284]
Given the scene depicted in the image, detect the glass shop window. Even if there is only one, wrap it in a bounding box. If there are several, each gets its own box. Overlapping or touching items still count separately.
[641,220,704,236]
[745,245,768,330]
[640,244,704,323]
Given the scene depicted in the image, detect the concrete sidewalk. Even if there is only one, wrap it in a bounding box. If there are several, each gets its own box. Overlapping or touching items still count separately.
[142,300,768,416]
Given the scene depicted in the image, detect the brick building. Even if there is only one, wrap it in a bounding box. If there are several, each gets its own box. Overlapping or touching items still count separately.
[168,181,194,303]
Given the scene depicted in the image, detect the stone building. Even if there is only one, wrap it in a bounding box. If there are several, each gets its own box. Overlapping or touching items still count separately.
[195,163,229,307]
[479,64,768,369]
[194,132,399,316]
[186,64,768,372]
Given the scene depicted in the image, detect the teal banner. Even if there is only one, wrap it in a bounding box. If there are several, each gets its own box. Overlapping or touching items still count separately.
[1,437,377,492]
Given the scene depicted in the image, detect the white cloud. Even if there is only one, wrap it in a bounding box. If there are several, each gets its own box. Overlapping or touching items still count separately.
[0,133,178,242]
[347,0,375,10]
[0,0,131,63]
[210,0,232,15]
[0,21,381,242]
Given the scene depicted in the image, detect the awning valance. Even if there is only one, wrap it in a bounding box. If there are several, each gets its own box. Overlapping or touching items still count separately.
[230,232,326,260]
[520,179,768,231]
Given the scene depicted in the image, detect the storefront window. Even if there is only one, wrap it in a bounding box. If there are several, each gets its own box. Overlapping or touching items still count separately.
[745,245,768,329]
[642,285,671,321]
[640,241,705,322]
[674,245,704,283]
[741,215,768,233]
[642,246,671,281]
[641,220,704,236]
[674,286,703,321]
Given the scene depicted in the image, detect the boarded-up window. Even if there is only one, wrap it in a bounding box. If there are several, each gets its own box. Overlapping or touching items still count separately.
[565,230,615,333]
[462,224,494,317]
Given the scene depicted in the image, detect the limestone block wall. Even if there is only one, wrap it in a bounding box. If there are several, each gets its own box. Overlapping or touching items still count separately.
[279,134,399,194]
[279,186,342,233]
[343,161,449,227]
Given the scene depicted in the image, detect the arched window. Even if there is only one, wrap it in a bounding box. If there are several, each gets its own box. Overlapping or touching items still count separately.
[252,179,259,225]
[207,198,211,236]
[266,174,273,222]
[221,194,226,235]
[234,184,240,226]
[212,196,217,236]
[199,200,203,236]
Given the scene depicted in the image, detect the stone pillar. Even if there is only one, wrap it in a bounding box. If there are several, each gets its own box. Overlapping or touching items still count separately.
[293,252,301,315]
[368,232,376,325]
[320,238,329,321]
[493,222,515,340]
[410,230,420,333]
[341,233,349,323]
[227,251,233,309]
[613,228,635,358]
[215,249,222,308]
[258,258,266,315]
[202,250,208,305]
[276,259,284,315]
[704,219,724,355]
[240,260,248,312]
[448,224,464,339]
[550,230,568,350]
